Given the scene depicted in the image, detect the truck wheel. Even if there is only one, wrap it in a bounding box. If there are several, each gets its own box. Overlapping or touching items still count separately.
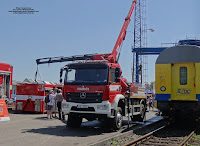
[67,114,82,128]
[131,104,146,122]
[111,107,123,130]
[139,103,146,122]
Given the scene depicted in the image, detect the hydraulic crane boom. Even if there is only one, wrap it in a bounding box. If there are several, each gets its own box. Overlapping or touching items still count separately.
[108,0,137,63]
[36,54,97,65]
[36,0,137,65]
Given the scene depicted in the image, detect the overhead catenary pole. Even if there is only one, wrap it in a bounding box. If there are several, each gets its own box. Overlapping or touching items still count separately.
[132,0,147,85]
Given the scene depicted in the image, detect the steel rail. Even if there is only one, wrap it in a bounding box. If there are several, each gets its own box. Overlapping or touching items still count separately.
[124,125,166,146]
[179,131,195,146]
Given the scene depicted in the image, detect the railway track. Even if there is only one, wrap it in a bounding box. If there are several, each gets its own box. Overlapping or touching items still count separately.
[91,117,168,146]
[124,126,195,146]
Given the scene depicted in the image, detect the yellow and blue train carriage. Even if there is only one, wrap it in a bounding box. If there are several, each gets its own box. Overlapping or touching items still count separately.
[155,44,200,120]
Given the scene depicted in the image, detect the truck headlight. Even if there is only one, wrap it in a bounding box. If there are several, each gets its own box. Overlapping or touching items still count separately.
[97,105,108,110]
[62,103,69,108]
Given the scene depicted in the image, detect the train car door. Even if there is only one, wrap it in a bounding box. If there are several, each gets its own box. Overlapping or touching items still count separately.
[171,63,196,101]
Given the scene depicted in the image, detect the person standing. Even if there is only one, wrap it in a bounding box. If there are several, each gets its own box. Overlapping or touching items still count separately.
[53,87,58,95]
[56,89,64,120]
[152,93,155,111]
[47,90,55,119]
[149,95,153,111]
[52,87,58,118]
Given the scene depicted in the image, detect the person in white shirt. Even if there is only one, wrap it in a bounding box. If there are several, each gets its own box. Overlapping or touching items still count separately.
[53,87,58,95]
[47,90,56,119]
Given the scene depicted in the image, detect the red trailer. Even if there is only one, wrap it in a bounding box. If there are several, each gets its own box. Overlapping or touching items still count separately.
[0,62,13,100]
[15,83,62,114]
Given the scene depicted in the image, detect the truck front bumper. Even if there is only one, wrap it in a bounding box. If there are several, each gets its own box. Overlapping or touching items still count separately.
[62,100,113,117]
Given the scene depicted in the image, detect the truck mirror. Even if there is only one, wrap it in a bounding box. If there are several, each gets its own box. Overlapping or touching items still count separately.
[60,68,63,77]
[60,68,63,83]
[115,78,120,83]
[60,78,63,83]
[115,67,120,78]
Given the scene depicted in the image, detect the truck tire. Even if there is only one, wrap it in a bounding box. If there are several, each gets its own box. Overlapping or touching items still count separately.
[139,103,146,122]
[110,107,123,130]
[131,103,146,122]
[67,114,82,128]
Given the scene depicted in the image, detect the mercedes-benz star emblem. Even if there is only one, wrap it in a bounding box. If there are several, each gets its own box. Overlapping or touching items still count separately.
[80,92,86,99]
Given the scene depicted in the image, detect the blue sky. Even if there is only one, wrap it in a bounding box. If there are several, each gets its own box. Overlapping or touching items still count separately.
[0,0,199,84]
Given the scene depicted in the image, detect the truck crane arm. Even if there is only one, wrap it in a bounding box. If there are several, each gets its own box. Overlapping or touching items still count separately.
[36,0,137,65]
[36,53,97,65]
[107,0,137,63]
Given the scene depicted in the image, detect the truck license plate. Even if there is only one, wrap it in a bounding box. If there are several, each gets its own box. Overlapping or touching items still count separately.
[77,105,89,108]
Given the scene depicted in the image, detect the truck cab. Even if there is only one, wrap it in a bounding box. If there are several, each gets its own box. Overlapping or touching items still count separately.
[61,61,146,129]
[61,61,122,128]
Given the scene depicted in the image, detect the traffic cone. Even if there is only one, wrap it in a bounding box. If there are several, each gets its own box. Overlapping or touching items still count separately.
[0,99,10,121]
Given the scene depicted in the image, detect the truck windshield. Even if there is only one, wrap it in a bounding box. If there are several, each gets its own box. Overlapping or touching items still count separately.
[65,68,108,85]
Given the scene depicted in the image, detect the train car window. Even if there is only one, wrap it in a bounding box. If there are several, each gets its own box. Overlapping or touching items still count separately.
[180,67,187,85]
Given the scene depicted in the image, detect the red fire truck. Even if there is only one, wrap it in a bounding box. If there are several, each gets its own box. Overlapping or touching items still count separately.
[0,62,13,100]
[15,82,62,114]
[36,0,146,130]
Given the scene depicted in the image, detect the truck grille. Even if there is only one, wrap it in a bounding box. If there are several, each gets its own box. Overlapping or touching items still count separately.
[71,106,95,111]
[66,92,103,103]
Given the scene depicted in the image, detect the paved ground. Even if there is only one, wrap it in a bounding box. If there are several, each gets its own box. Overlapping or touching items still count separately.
[0,109,159,146]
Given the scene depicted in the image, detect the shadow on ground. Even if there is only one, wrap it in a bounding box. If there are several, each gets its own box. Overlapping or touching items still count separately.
[22,119,139,137]
[9,109,46,115]
[8,110,15,114]
[22,125,105,137]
